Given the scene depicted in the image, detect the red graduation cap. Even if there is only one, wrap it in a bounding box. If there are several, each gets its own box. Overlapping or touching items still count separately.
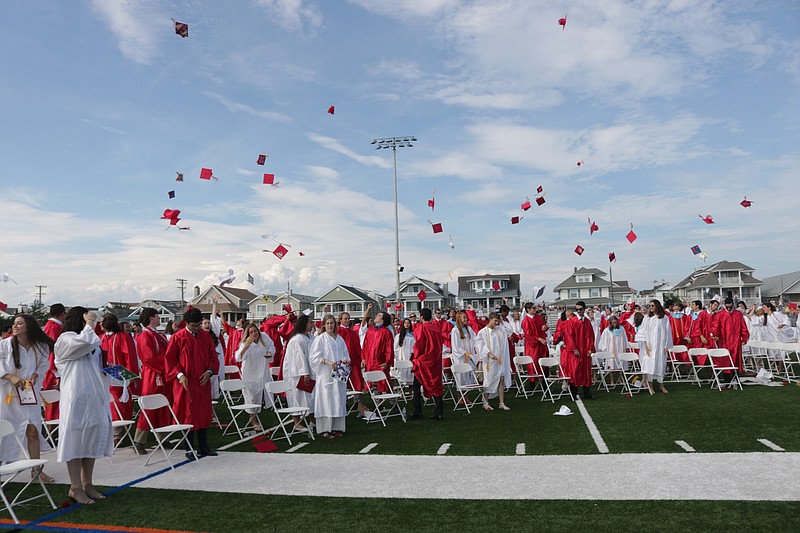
[168,190,175,199]
[698,214,714,224]
[740,196,752,208]
[588,218,599,235]
[385,301,392,309]
[327,105,335,115]
[0,301,7,312]
[169,217,181,226]
[789,303,798,311]
[511,216,522,224]
[576,160,583,167]
[394,302,403,310]
[273,244,288,259]
[282,304,293,313]
[608,252,616,262]
[536,185,543,194]
[535,196,546,206]
[173,20,188,38]
[429,220,443,234]
[257,154,267,165]
[298,251,305,257]
[200,168,214,180]
[492,281,501,291]
[427,188,436,211]
[162,209,181,220]
[574,245,584,256]
[417,290,427,302]
[263,174,277,185]
[252,436,278,453]
[558,15,567,30]
[626,223,637,243]
[175,172,184,182]
[521,197,532,211]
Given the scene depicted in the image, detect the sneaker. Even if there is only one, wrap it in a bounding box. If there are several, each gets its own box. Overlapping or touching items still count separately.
[199,449,219,457]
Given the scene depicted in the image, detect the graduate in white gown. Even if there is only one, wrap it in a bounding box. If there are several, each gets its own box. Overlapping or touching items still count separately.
[204,297,226,400]
[475,313,512,411]
[54,308,113,505]
[597,315,630,377]
[641,300,673,395]
[309,314,350,438]
[235,323,276,432]
[0,315,53,482]
[450,311,477,386]
[282,313,315,431]
[392,318,415,384]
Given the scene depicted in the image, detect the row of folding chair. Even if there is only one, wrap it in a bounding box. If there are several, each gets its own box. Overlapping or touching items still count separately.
[745,341,799,382]
[665,346,743,391]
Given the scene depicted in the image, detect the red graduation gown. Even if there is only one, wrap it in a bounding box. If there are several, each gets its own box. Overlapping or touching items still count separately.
[102,332,140,420]
[338,326,365,391]
[668,314,691,347]
[41,319,62,421]
[521,313,547,376]
[362,326,394,392]
[222,323,244,367]
[563,316,595,387]
[712,310,750,372]
[136,327,171,430]
[411,321,444,397]
[686,312,709,348]
[165,328,220,430]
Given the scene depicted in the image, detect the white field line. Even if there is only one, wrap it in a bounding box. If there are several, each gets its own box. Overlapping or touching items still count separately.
[516,443,526,455]
[286,442,310,453]
[757,439,785,452]
[359,443,379,454]
[675,440,696,452]
[574,398,609,454]
[437,443,451,455]
[218,425,279,451]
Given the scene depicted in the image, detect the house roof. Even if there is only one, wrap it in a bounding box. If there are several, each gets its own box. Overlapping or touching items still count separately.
[460,289,520,299]
[248,292,317,305]
[759,271,800,297]
[315,285,382,303]
[190,285,257,314]
[457,274,521,294]
[387,276,455,300]
[554,268,611,291]
[673,260,761,290]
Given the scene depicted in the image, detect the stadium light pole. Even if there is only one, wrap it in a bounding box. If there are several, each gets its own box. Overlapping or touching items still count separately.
[371,136,417,316]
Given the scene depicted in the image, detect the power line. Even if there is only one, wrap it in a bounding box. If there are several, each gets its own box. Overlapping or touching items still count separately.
[176,278,187,306]
[35,285,47,306]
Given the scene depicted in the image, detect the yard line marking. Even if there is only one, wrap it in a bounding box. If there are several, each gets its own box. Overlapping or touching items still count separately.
[437,443,451,455]
[675,440,696,452]
[575,398,609,454]
[218,424,280,451]
[359,443,379,454]
[286,442,310,453]
[757,438,785,452]
[516,443,526,455]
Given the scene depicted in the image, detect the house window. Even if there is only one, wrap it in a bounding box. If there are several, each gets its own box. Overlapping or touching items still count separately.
[206,298,213,304]
[719,271,739,279]
[256,305,266,314]
[569,289,579,298]
[576,274,592,283]
[590,288,600,298]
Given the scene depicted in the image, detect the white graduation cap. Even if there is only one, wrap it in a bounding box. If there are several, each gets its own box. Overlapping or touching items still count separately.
[1,273,17,284]
[219,269,236,287]
[756,368,773,384]
[302,309,313,317]
[553,405,573,416]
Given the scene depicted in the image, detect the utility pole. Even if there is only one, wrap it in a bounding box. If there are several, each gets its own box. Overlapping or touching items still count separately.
[176,278,187,306]
[35,285,47,307]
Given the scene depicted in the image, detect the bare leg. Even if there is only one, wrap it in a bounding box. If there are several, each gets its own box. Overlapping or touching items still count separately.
[498,377,510,410]
[26,424,54,482]
[482,393,493,410]
[67,459,93,504]
[82,458,104,500]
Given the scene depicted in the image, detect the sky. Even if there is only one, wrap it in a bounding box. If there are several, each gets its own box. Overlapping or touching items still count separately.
[1,0,798,309]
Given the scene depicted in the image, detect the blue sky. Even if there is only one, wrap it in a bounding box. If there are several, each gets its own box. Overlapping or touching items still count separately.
[1,0,798,308]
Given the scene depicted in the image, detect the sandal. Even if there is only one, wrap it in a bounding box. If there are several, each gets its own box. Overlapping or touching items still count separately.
[482,404,494,411]
[83,485,106,500]
[293,424,307,432]
[32,467,55,484]
[498,404,511,411]
[321,432,335,439]
[68,488,95,505]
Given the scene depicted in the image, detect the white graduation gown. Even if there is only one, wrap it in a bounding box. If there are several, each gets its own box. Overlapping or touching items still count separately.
[282,333,315,411]
[309,333,349,419]
[235,332,275,413]
[392,333,414,383]
[597,328,629,370]
[450,326,477,386]
[0,339,50,462]
[209,315,226,398]
[475,326,511,398]
[54,326,113,462]
[641,315,673,381]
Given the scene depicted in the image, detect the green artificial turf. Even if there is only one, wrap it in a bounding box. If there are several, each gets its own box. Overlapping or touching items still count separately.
[5,487,800,532]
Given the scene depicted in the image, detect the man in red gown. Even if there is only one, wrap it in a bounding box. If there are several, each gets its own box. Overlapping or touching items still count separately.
[667,302,690,347]
[712,297,750,375]
[521,303,548,378]
[134,307,171,454]
[41,303,65,421]
[362,311,394,392]
[685,300,710,348]
[223,317,245,367]
[564,301,595,399]
[410,308,444,420]
[165,308,220,458]
[338,311,366,415]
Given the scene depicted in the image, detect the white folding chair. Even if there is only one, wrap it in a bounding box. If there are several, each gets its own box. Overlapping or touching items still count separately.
[707,348,742,391]
[391,360,414,403]
[440,354,457,404]
[38,389,60,449]
[363,370,406,426]
[137,394,197,469]
[688,347,712,386]
[667,346,697,384]
[224,364,241,378]
[270,366,281,380]
[264,380,314,445]
[219,379,262,439]
[0,420,57,524]
[538,357,574,403]
[617,353,647,395]
[109,392,136,460]
[590,352,617,392]
[450,363,484,413]
[744,340,769,372]
[779,343,800,382]
[346,375,363,416]
[513,355,542,398]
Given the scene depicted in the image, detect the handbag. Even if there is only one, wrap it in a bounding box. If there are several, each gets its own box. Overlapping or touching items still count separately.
[296,376,315,393]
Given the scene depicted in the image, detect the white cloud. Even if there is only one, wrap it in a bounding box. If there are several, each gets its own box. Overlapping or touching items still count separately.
[254,0,322,34]
[202,91,292,122]
[88,0,167,65]
[348,0,460,19]
[304,165,340,179]
[306,133,392,169]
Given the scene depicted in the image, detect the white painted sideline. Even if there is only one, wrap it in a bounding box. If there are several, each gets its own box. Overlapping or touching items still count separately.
[757,439,784,452]
[437,443,451,455]
[516,443,525,455]
[675,440,695,452]
[359,443,378,454]
[574,398,609,454]
[285,442,309,453]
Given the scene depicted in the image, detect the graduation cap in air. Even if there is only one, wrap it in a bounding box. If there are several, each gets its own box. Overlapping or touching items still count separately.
[537,185,543,194]
[247,274,254,285]
[574,245,584,256]
[385,302,392,309]
[200,168,215,180]
[588,218,599,235]
[576,160,583,167]
[626,223,637,243]
[178,226,190,230]
[698,214,714,224]
[492,282,501,291]
[428,220,443,234]
[558,15,567,30]
[428,188,436,211]
[168,190,175,199]
[608,252,616,262]
[394,302,403,310]
[535,195,546,206]
[0,301,7,312]
[417,290,427,302]
[263,174,278,186]
[327,105,335,115]
[283,304,293,313]
[535,285,546,299]
[691,245,702,255]
[175,172,184,182]
[219,269,235,287]
[511,216,522,224]
[173,19,188,38]
[448,235,455,249]
[521,197,532,211]
[740,197,752,208]
[161,209,181,226]
[273,244,288,259]
[298,251,305,257]
[257,154,267,166]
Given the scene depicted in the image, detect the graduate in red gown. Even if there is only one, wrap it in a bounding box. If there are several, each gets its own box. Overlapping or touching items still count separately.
[134,307,171,453]
[337,311,365,391]
[563,302,595,399]
[100,314,140,426]
[685,300,710,348]
[260,313,294,370]
[712,297,750,373]
[41,303,65,421]
[706,300,722,348]
[667,302,691,347]
[223,318,245,367]
[165,308,220,458]
[362,310,394,392]
[521,303,548,377]
[410,308,444,420]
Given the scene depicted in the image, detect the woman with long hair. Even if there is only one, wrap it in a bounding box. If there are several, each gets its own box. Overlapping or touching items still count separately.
[100,313,140,443]
[309,314,350,438]
[641,300,673,395]
[54,307,113,505]
[450,311,477,387]
[475,312,512,411]
[0,314,54,482]
[392,318,415,384]
[235,322,276,432]
[282,314,315,431]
